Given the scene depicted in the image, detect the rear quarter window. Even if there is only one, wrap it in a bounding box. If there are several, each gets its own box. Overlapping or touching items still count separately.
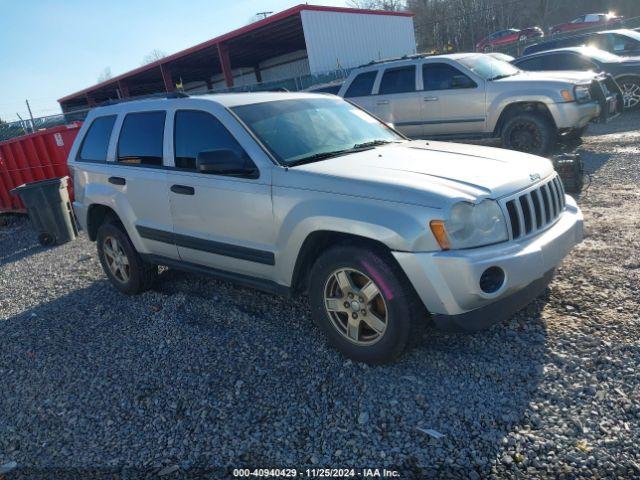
[77,115,116,162]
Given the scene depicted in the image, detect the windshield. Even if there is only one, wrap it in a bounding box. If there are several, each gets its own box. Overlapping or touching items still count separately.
[458,54,520,80]
[232,97,403,165]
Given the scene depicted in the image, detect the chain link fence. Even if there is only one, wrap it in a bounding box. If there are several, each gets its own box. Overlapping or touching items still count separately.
[1,69,352,143]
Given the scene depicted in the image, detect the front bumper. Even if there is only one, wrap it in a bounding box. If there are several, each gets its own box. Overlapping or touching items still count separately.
[393,195,583,330]
[549,101,600,129]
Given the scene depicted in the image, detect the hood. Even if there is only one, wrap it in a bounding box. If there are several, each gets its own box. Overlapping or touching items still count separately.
[275,141,554,207]
[500,70,597,84]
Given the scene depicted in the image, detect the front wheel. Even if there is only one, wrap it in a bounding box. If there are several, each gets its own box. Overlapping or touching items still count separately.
[96,222,157,294]
[618,77,640,111]
[309,244,423,364]
[501,112,555,156]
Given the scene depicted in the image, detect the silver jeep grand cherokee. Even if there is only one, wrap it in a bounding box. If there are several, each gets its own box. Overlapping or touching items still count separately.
[69,93,584,363]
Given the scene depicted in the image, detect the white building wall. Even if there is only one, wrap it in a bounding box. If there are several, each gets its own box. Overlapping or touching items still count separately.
[301,10,416,74]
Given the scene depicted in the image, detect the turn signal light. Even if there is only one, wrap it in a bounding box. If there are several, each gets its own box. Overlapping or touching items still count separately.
[429,220,451,251]
[561,89,574,102]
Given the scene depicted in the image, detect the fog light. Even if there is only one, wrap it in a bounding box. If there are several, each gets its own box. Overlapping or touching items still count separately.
[479,266,505,294]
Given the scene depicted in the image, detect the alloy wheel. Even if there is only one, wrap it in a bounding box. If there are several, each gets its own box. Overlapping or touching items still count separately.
[621,81,640,110]
[323,268,388,345]
[103,236,130,283]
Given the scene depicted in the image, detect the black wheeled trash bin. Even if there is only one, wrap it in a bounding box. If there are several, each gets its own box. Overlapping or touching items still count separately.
[10,176,78,246]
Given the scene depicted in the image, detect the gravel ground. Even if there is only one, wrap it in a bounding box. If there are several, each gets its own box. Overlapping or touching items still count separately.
[1,113,639,479]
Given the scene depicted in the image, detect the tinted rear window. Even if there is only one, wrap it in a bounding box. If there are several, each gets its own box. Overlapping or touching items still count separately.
[345,71,377,98]
[78,115,116,162]
[117,111,165,166]
[379,66,416,95]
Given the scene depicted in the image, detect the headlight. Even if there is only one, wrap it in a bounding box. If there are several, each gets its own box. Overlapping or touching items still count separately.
[573,85,592,103]
[431,200,508,250]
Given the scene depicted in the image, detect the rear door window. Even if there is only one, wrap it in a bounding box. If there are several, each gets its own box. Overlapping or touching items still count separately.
[78,115,116,162]
[378,66,416,95]
[174,110,249,170]
[344,71,377,98]
[117,111,166,166]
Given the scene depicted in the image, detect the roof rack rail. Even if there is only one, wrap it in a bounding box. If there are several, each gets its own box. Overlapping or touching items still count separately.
[356,52,444,68]
[97,91,189,107]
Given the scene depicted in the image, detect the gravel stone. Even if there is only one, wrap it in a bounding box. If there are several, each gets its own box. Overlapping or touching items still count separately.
[1,112,639,478]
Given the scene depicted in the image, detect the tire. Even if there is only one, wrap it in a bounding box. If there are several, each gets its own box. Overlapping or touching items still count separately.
[483,45,492,53]
[618,76,640,111]
[96,221,157,294]
[38,233,55,246]
[308,243,424,364]
[501,112,556,156]
[519,35,527,42]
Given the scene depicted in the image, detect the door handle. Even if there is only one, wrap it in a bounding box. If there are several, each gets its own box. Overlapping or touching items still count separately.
[171,185,195,195]
[376,100,389,105]
[108,176,126,185]
[424,96,439,102]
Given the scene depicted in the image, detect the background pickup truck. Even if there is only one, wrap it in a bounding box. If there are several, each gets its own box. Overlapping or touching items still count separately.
[337,53,621,155]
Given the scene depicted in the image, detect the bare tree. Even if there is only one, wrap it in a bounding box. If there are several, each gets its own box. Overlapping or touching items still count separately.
[347,0,406,11]
[97,67,112,83]
[141,49,167,65]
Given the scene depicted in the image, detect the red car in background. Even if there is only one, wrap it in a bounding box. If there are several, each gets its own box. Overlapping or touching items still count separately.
[550,13,623,36]
[476,27,544,52]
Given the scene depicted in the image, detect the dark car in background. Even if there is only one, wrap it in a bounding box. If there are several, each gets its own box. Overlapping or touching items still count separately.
[523,29,640,57]
[550,13,623,36]
[475,27,543,52]
[513,47,638,110]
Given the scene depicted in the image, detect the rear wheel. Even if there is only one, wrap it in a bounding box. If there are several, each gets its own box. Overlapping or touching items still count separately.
[618,77,640,111]
[483,45,492,53]
[97,222,157,294]
[309,244,424,364]
[501,112,555,156]
[519,34,528,42]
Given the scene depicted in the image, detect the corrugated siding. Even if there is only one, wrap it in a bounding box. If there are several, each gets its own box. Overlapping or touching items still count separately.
[301,10,416,74]
[259,50,311,82]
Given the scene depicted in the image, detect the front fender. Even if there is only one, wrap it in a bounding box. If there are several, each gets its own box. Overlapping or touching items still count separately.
[273,193,442,286]
[487,93,558,132]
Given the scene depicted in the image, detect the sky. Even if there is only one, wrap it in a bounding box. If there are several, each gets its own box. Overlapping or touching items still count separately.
[0,0,348,122]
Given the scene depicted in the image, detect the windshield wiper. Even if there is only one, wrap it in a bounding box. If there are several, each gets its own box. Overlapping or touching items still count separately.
[352,139,394,149]
[489,72,519,81]
[286,149,353,167]
[287,140,396,167]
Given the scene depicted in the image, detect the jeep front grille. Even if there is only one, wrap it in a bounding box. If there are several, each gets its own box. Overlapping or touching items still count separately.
[503,175,566,240]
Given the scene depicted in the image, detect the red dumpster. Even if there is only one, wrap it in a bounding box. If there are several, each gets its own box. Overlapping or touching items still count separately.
[0,123,81,214]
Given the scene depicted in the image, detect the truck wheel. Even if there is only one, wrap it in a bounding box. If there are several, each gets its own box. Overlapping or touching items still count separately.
[501,113,555,156]
[96,221,157,295]
[618,77,640,110]
[309,244,423,364]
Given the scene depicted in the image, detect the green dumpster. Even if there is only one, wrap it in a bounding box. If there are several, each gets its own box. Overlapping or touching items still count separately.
[10,176,78,246]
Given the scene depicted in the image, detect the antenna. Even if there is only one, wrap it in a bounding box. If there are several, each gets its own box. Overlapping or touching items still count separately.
[256,11,273,19]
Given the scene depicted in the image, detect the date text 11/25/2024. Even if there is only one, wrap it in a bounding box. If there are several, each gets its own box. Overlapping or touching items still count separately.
[232,468,401,477]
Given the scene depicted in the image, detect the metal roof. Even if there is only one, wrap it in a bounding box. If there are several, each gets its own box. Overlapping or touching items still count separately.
[58,4,412,107]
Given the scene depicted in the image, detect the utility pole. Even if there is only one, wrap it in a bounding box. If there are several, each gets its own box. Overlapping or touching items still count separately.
[25,99,35,132]
[256,11,273,19]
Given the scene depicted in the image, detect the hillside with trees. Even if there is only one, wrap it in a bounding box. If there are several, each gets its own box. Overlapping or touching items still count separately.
[350,0,640,51]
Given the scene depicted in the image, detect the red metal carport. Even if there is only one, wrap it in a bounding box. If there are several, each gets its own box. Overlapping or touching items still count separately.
[58,4,411,113]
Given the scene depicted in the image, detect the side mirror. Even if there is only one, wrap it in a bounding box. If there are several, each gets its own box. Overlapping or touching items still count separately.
[196,149,258,178]
[451,75,476,89]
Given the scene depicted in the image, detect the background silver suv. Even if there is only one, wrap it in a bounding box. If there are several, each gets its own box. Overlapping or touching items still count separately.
[338,53,620,155]
[69,93,583,363]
